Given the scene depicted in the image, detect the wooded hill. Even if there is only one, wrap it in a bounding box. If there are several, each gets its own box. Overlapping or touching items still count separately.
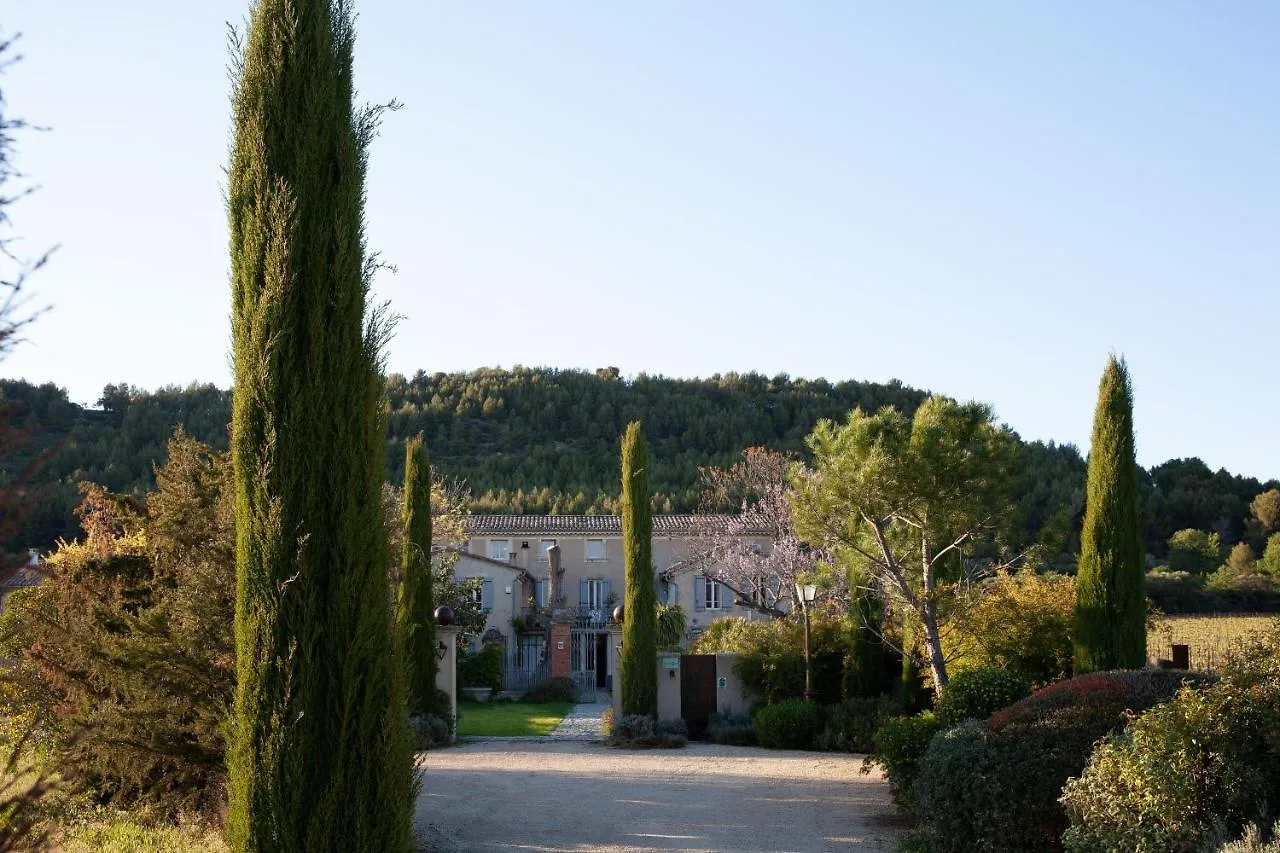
[2,368,1274,567]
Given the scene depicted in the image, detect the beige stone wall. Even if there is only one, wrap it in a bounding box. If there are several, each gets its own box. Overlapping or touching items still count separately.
[714,653,758,717]
[656,652,682,721]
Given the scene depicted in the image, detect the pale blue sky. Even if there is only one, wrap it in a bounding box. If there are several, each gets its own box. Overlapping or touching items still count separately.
[3,2,1277,479]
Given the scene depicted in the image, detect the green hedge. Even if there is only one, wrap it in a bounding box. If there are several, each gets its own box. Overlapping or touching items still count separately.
[933,667,1029,728]
[754,699,824,750]
[457,643,503,692]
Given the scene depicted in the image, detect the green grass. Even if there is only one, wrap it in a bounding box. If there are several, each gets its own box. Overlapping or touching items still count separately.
[60,816,227,852]
[456,701,573,737]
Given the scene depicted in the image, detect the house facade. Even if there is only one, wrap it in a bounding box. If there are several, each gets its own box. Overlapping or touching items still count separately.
[450,515,771,695]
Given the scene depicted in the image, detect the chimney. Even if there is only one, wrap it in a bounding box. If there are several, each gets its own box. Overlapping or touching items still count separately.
[27,549,39,567]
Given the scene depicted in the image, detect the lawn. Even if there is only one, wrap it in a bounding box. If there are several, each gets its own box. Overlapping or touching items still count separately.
[1148,614,1278,672]
[456,701,573,737]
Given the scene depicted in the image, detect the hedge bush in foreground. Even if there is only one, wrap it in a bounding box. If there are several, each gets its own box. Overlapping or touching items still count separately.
[933,667,1029,727]
[815,697,886,753]
[1061,638,1280,853]
[754,699,824,750]
[707,712,755,746]
[867,713,943,809]
[914,669,1213,853]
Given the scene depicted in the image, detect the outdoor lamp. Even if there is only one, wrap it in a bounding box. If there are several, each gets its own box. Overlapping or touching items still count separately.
[435,640,448,661]
[795,582,818,701]
[799,583,817,604]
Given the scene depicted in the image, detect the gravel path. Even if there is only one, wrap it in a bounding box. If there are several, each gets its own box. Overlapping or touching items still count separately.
[549,700,610,739]
[414,740,903,853]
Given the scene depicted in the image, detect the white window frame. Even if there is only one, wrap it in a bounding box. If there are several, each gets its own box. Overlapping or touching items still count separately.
[704,576,723,610]
[467,577,485,606]
[585,538,606,562]
[487,539,510,562]
[585,579,605,610]
[537,539,556,562]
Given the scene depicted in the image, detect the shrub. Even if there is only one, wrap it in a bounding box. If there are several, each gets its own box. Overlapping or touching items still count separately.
[946,570,1075,688]
[1217,824,1280,853]
[608,714,686,749]
[912,669,1213,852]
[754,699,824,750]
[600,706,614,735]
[457,643,503,692]
[522,677,578,704]
[1062,630,1280,853]
[866,712,943,808]
[707,712,755,746]
[815,697,886,753]
[408,713,454,751]
[698,616,849,704]
[933,667,1028,727]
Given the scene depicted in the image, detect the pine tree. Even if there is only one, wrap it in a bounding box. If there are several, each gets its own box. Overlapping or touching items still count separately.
[226,1,413,849]
[620,421,657,716]
[1074,356,1147,673]
[397,433,436,716]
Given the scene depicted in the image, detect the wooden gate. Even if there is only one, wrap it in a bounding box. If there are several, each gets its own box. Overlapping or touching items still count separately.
[680,654,717,740]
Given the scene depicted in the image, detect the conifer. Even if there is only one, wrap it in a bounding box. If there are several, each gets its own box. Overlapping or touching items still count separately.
[226,1,413,848]
[1074,356,1147,673]
[620,421,657,716]
[397,434,437,715]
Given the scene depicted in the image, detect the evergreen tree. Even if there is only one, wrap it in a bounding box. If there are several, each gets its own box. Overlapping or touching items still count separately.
[396,434,436,716]
[620,421,657,716]
[226,1,413,849]
[1074,356,1147,673]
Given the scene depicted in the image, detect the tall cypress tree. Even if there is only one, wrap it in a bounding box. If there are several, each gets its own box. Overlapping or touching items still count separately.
[620,421,657,717]
[397,433,436,716]
[227,1,413,850]
[1074,356,1147,673]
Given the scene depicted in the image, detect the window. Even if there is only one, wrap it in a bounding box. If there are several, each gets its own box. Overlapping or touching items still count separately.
[585,579,604,610]
[537,539,556,562]
[487,539,510,562]
[585,538,606,561]
[704,576,723,610]
[466,578,484,606]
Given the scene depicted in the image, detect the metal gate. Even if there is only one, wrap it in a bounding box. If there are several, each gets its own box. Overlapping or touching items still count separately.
[570,628,604,702]
[504,634,548,693]
[680,654,717,740]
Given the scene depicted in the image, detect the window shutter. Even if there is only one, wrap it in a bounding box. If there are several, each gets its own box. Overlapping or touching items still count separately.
[601,579,611,606]
[534,579,545,607]
[579,579,589,607]
[721,582,732,611]
[694,574,705,612]
[482,578,494,610]
[670,581,678,605]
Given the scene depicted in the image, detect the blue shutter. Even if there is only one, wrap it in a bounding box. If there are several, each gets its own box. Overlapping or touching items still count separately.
[694,574,705,612]
[579,579,589,608]
[482,578,494,610]
[535,579,545,607]
[601,579,612,607]
[720,582,732,611]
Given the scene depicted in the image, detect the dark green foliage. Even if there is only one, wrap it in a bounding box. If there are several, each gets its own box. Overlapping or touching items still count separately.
[870,713,944,809]
[407,713,453,751]
[815,697,888,753]
[620,422,657,716]
[915,669,1212,852]
[845,585,892,699]
[933,668,1029,728]
[0,435,234,819]
[707,712,756,746]
[1146,569,1280,613]
[707,616,847,704]
[1167,528,1223,575]
[521,677,578,704]
[1075,357,1147,673]
[396,434,436,716]
[457,644,503,693]
[754,699,824,750]
[225,1,413,849]
[1062,630,1280,853]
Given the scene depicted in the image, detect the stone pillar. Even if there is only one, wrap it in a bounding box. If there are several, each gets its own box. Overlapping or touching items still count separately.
[656,651,681,721]
[435,625,459,725]
[549,619,572,679]
[609,625,624,724]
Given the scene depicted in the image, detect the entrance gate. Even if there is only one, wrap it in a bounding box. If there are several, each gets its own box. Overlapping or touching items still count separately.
[570,627,605,702]
[680,654,717,739]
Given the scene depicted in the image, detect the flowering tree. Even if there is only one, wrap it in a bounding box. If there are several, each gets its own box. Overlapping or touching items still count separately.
[685,448,842,617]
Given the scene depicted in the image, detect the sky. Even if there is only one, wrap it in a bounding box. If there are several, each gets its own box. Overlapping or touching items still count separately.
[3,2,1278,480]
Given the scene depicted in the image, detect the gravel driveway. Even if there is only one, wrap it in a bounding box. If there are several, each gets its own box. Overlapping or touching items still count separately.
[414,740,902,852]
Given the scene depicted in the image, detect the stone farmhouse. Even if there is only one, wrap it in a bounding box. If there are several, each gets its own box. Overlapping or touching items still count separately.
[450,515,773,697]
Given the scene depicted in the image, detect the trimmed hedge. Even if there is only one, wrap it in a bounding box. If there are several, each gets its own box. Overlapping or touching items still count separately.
[870,712,943,809]
[815,697,886,753]
[707,712,755,746]
[913,669,1215,852]
[522,677,578,704]
[754,699,824,750]
[457,643,503,692]
[934,667,1029,727]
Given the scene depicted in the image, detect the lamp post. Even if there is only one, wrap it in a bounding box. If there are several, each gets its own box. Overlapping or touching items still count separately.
[796,582,817,702]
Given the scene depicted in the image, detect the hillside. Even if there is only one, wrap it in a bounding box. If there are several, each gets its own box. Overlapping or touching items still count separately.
[1,368,1273,564]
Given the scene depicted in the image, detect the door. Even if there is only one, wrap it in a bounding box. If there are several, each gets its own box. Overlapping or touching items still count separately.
[680,654,717,740]
[595,633,609,689]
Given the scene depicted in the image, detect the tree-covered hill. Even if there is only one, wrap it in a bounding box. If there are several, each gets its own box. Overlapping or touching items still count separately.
[1,368,1274,564]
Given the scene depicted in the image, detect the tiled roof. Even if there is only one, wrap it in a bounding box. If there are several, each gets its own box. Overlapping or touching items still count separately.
[462,515,768,536]
[1,566,43,589]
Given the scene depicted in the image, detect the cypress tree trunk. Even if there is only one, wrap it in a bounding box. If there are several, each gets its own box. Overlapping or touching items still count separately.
[1074,356,1147,673]
[620,421,657,717]
[227,2,414,849]
[397,434,436,716]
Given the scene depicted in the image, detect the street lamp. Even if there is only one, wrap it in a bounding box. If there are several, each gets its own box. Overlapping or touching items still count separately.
[796,583,817,702]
